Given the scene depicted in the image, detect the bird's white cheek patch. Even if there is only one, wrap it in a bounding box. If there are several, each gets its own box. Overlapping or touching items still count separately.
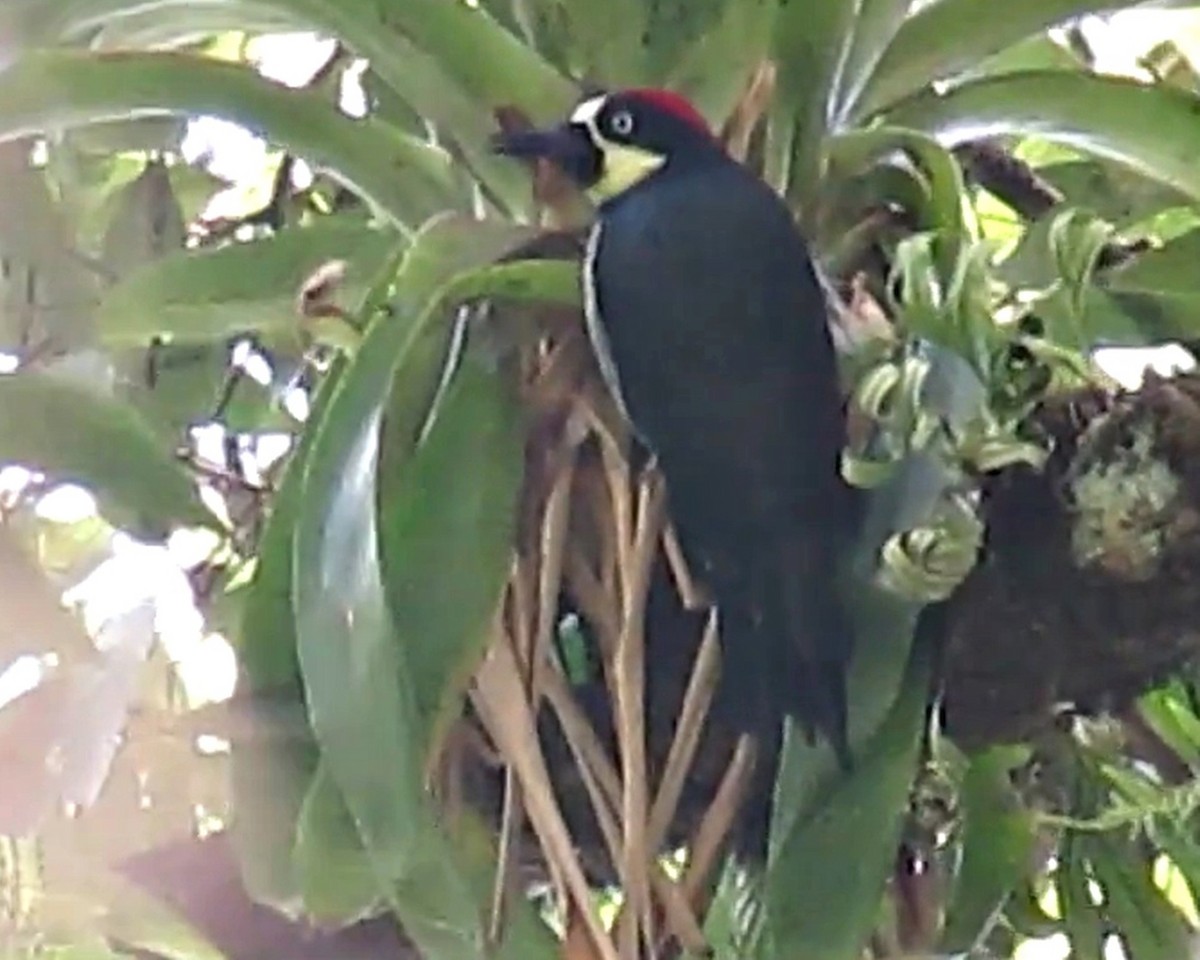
[570,96,606,126]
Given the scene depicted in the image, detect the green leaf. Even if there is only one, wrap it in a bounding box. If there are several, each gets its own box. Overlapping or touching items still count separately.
[830,0,913,129]
[230,358,349,909]
[770,0,858,197]
[1137,688,1200,770]
[294,0,571,214]
[884,71,1200,207]
[0,50,457,230]
[101,158,185,280]
[374,222,547,750]
[357,0,570,116]
[1037,159,1191,229]
[941,747,1039,952]
[854,0,1137,118]
[0,143,98,354]
[379,339,524,753]
[559,0,649,83]
[14,0,292,48]
[1061,831,1106,960]
[766,636,932,960]
[1104,227,1200,303]
[293,764,382,924]
[0,372,208,533]
[825,126,969,246]
[292,214,543,960]
[98,219,402,346]
[1088,835,1193,960]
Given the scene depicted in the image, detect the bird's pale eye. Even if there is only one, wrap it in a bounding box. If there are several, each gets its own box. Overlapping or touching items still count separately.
[609,109,635,137]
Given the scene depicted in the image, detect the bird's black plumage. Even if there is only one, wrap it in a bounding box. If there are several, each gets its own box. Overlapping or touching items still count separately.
[495,90,857,805]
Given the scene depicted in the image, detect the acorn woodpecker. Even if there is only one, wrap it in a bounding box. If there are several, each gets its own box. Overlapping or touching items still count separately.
[494,89,856,775]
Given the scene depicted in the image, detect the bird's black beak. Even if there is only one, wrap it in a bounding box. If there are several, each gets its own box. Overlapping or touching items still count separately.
[491,123,602,189]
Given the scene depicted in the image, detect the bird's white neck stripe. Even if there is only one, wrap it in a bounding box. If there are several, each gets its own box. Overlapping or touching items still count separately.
[582,222,632,422]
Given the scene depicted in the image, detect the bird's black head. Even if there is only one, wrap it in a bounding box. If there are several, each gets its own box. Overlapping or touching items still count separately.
[492,89,721,203]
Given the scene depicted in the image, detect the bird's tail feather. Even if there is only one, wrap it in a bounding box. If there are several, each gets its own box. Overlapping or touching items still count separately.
[774,528,854,771]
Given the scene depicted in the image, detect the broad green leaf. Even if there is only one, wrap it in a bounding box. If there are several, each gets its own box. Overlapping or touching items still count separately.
[292,214,541,960]
[373,227,570,759]
[0,372,208,533]
[963,33,1086,83]
[854,0,1139,118]
[101,158,185,280]
[1037,159,1192,227]
[289,0,572,213]
[884,71,1200,207]
[0,142,98,354]
[66,115,188,154]
[229,360,348,909]
[375,244,574,753]
[941,747,1039,952]
[825,126,969,247]
[830,0,913,129]
[1061,831,1106,960]
[328,0,571,116]
[293,764,381,924]
[559,0,649,83]
[0,50,457,230]
[1088,835,1193,960]
[122,343,294,441]
[767,637,932,960]
[14,0,291,48]
[770,0,858,198]
[98,219,401,346]
[379,341,525,752]
[1103,227,1200,302]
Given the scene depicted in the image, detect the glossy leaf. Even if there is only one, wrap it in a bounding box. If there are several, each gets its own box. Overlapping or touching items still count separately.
[100,158,185,280]
[292,214,553,960]
[1038,158,1192,228]
[1061,831,1106,960]
[0,50,457,230]
[825,126,969,245]
[288,0,572,214]
[381,346,524,751]
[230,356,349,908]
[830,0,912,129]
[558,0,649,83]
[0,372,208,533]
[293,764,381,924]
[941,747,1039,952]
[769,0,857,197]
[1088,835,1193,960]
[98,219,401,346]
[767,637,932,960]
[1104,227,1200,303]
[376,222,557,755]
[884,71,1200,207]
[853,0,1137,118]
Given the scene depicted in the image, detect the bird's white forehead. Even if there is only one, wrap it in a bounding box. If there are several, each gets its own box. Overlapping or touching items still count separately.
[570,95,607,125]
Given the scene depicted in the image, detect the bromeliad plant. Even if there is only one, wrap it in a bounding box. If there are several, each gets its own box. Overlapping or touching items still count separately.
[8,1,1200,959]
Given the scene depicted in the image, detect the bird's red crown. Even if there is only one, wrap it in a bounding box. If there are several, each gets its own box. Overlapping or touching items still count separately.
[621,88,711,136]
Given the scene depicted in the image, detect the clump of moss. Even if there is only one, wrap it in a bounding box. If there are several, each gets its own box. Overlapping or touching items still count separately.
[1067,420,1181,581]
